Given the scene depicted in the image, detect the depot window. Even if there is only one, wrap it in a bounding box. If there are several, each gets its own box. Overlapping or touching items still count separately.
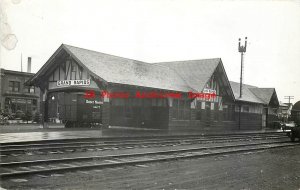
[243,106,249,113]
[71,63,77,80]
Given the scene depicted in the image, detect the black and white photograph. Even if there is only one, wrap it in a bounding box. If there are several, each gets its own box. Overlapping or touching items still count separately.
[0,0,300,189]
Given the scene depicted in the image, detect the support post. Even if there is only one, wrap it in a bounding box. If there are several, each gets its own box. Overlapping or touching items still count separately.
[239,104,241,130]
[41,89,49,128]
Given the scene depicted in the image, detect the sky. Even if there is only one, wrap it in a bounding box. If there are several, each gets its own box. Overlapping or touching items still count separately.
[0,0,300,104]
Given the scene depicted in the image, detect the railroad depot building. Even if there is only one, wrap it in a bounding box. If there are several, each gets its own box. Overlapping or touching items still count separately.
[26,44,279,130]
[230,81,279,129]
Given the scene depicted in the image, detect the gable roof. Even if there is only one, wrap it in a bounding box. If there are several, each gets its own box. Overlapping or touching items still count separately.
[249,88,276,105]
[155,58,220,92]
[28,44,229,93]
[64,44,196,92]
[27,44,277,106]
[230,81,264,104]
[230,81,278,106]
[27,44,194,92]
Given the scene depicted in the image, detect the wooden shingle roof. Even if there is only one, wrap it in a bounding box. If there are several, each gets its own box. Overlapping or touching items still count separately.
[249,88,276,105]
[230,81,264,104]
[27,44,277,106]
[155,58,221,92]
[230,81,278,105]
[28,44,224,93]
[64,45,193,92]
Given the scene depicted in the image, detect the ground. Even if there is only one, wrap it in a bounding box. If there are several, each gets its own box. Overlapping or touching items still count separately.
[1,145,300,190]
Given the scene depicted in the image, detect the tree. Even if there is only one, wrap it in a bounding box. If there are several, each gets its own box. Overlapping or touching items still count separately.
[22,111,32,124]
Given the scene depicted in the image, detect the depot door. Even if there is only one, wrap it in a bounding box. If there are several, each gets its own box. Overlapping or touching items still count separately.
[262,108,268,129]
[205,102,211,127]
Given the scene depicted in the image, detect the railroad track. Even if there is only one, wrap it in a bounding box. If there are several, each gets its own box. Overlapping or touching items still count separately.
[0,133,287,156]
[1,140,298,179]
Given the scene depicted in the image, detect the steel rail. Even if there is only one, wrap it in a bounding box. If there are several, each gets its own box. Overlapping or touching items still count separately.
[0,135,287,155]
[1,140,298,178]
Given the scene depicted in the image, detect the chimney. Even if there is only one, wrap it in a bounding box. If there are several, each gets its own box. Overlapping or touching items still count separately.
[27,57,31,73]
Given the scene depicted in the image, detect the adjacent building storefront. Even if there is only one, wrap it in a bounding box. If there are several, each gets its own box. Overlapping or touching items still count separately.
[0,69,40,117]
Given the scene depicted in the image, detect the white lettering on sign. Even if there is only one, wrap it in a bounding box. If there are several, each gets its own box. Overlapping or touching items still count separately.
[203,88,216,94]
[85,100,103,104]
[57,79,91,87]
[85,100,94,104]
[200,88,218,103]
[95,100,102,104]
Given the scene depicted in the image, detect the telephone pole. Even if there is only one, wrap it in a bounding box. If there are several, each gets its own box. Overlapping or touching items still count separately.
[284,96,294,105]
[238,37,247,98]
[284,96,294,122]
[238,37,248,130]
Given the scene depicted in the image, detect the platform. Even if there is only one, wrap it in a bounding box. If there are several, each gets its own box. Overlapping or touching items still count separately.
[0,124,284,144]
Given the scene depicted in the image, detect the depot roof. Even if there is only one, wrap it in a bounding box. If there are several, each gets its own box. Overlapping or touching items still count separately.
[27,44,226,93]
[26,44,277,106]
[230,81,279,106]
[155,58,221,92]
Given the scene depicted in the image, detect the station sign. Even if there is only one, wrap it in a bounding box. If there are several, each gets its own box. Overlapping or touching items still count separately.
[57,79,90,87]
[85,100,103,104]
[202,88,216,94]
[199,88,218,103]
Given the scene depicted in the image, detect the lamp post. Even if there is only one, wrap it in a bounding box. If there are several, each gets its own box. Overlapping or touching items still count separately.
[238,37,247,130]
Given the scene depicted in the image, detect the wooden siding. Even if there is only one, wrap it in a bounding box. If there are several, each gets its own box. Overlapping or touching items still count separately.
[47,59,98,90]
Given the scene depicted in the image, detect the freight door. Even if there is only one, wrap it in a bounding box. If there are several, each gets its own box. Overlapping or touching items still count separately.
[77,94,102,123]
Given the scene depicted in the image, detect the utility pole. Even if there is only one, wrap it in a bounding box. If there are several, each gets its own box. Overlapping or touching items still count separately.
[284,96,294,122]
[284,96,294,105]
[238,37,248,130]
[238,37,247,98]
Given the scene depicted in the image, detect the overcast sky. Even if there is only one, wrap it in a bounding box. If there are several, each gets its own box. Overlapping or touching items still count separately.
[1,0,300,104]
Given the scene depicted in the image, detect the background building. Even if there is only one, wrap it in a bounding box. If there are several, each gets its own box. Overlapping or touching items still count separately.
[0,60,40,118]
[278,102,293,122]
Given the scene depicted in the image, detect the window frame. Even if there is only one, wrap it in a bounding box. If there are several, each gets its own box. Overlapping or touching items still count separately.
[9,81,20,92]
